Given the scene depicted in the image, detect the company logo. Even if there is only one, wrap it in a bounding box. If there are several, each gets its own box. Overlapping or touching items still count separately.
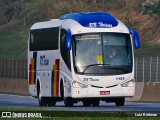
[84,78,99,82]
[40,55,49,66]
[89,22,112,28]
[1,112,43,118]
[1,112,11,118]
[98,22,112,28]
[89,22,97,27]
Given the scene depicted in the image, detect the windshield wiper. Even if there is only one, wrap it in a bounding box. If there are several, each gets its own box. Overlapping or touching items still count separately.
[81,64,111,75]
[103,67,128,73]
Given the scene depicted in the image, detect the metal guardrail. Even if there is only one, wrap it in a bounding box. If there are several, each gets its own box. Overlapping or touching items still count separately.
[0,60,27,79]
[0,57,160,82]
[135,57,160,82]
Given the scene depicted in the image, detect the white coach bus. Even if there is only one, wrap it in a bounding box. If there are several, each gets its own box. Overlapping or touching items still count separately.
[28,12,140,107]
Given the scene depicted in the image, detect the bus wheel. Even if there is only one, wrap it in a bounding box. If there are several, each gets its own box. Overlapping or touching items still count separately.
[83,100,91,107]
[64,97,73,107]
[60,80,73,107]
[115,97,125,106]
[60,80,64,100]
[37,82,47,106]
[47,97,56,107]
[92,100,100,107]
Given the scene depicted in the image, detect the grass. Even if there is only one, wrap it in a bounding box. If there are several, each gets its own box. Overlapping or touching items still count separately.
[0,107,159,120]
[0,21,28,60]
[136,45,160,57]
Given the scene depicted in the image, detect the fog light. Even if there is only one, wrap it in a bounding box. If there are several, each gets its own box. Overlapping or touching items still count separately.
[129,89,132,93]
[72,81,88,88]
[76,91,80,94]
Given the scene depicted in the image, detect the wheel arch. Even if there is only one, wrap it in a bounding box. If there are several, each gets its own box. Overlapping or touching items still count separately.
[60,77,64,98]
[36,77,41,97]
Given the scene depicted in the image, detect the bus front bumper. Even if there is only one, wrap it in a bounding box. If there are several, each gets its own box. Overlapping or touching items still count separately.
[71,84,135,98]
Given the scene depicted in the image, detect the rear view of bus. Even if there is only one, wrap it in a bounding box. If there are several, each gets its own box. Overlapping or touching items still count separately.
[28,12,140,107]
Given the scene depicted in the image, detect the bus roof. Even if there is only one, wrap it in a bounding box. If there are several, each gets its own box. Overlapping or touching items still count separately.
[30,19,63,30]
[30,12,129,34]
[59,12,118,28]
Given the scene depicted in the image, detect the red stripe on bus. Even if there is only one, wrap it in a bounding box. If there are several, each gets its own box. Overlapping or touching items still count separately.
[55,59,60,69]
[56,70,60,96]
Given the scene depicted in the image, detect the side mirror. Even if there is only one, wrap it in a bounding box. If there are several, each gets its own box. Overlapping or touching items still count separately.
[129,28,140,49]
[66,29,72,50]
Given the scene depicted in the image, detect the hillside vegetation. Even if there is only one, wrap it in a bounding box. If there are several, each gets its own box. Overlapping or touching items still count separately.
[0,0,160,60]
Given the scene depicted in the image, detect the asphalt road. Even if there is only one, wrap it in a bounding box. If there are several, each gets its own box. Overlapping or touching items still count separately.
[0,94,160,113]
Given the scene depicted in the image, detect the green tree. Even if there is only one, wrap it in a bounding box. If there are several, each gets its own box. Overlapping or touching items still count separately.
[142,0,160,16]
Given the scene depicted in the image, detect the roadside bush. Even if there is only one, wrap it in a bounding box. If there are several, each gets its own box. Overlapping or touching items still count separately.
[142,0,160,16]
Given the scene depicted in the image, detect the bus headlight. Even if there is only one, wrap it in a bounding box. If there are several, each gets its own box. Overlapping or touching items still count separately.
[72,81,88,88]
[121,79,135,87]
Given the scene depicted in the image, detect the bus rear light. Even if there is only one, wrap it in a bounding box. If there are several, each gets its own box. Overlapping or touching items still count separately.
[72,81,88,88]
[121,79,135,87]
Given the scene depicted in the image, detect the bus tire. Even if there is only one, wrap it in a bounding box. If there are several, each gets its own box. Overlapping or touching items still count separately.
[37,81,47,106]
[60,80,73,107]
[64,97,73,107]
[115,97,125,106]
[92,100,100,107]
[47,97,56,107]
[39,97,47,107]
[60,80,64,100]
[83,100,91,107]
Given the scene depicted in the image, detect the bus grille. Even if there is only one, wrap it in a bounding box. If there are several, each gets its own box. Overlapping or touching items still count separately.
[91,84,118,88]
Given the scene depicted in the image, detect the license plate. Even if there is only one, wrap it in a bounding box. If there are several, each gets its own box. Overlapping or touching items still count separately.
[100,91,110,95]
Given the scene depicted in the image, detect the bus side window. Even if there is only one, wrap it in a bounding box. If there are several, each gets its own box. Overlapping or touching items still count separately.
[29,27,59,51]
[60,29,71,71]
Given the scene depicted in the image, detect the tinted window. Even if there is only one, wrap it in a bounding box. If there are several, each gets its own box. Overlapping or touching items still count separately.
[30,27,59,51]
[60,29,71,70]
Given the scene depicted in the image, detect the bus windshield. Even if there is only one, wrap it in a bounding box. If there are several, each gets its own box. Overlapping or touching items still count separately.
[73,33,133,75]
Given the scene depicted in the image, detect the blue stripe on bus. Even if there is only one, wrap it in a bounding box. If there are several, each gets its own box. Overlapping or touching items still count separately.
[33,52,37,84]
[51,70,54,96]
